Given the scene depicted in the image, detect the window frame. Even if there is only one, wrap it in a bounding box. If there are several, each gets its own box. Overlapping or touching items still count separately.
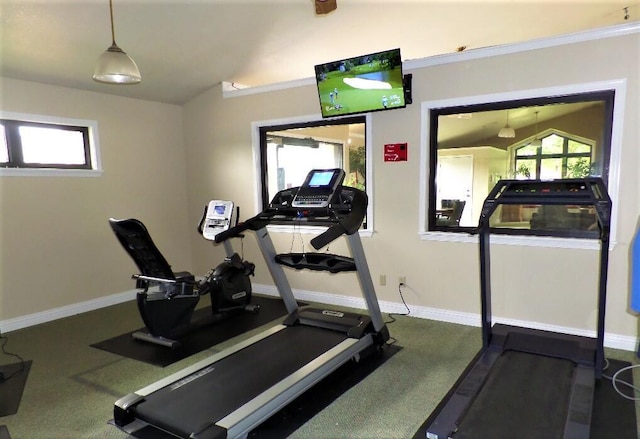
[252,113,373,235]
[0,111,102,177]
[512,130,594,180]
[419,79,626,249]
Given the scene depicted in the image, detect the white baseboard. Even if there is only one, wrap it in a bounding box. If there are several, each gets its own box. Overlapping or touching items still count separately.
[0,289,137,333]
[2,284,637,353]
[254,283,639,352]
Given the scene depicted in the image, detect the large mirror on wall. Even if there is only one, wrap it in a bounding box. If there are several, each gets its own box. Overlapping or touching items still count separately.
[429,90,614,236]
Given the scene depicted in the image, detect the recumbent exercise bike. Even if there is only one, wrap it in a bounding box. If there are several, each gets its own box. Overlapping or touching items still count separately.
[109,200,258,349]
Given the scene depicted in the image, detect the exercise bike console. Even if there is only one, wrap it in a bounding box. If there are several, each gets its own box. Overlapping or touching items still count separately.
[201,200,236,240]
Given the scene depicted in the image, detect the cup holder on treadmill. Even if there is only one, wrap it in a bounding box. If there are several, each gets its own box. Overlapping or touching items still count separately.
[275,252,356,273]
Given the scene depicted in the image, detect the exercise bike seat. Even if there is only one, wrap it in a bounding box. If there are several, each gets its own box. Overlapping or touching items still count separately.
[108,218,195,288]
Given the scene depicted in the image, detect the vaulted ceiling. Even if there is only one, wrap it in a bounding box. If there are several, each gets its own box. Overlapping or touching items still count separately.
[1,1,636,105]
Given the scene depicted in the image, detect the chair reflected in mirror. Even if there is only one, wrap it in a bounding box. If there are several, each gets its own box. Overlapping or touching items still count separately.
[436,199,466,227]
[529,204,598,231]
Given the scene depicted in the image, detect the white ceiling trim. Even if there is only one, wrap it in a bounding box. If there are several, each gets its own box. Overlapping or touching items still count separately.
[223,21,640,100]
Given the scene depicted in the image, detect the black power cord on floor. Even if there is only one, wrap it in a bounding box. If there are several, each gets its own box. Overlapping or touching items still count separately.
[384,282,412,346]
[0,331,26,383]
[386,282,411,324]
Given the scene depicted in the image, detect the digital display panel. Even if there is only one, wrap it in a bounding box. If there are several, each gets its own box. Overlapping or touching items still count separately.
[308,170,334,187]
[315,48,405,118]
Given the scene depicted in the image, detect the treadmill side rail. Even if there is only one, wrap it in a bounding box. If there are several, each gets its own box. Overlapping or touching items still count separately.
[114,392,145,427]
[564,364,595,439]
[219,335,371,438]
[190,422,227,439]
[425,347,502,439]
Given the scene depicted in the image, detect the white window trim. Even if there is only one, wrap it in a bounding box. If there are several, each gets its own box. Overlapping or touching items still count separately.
[251,113,373,237]
[419,79,626,249]
[0,111,103,177]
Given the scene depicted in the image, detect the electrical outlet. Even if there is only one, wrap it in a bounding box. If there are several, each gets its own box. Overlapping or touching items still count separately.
[379,274,386,286]
[399,276,406,285]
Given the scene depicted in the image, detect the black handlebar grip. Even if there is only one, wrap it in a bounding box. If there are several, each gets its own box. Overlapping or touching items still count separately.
[197,205,207,235]
[310,224,347,250]
[214,222,249,243]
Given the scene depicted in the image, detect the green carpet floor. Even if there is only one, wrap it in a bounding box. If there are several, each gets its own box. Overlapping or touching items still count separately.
[0,299,638,438]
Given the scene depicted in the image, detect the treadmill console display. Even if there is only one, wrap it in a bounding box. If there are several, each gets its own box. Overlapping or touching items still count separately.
[292,168,345,208]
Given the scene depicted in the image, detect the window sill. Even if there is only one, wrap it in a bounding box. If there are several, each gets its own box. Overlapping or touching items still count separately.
[0,168,103,177]
[419,230,614,250]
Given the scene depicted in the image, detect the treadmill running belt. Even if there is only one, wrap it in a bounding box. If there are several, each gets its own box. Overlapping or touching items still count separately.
[455,351,575,439]
[134,325,348,437]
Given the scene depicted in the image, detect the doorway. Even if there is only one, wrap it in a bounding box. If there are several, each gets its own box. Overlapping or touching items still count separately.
[436,155,473,226]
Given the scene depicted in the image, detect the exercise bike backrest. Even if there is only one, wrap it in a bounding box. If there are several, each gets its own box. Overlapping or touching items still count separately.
[108,218,177,281]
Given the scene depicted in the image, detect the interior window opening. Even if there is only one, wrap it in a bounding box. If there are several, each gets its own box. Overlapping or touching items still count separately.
[258,116,369,229]
[429,91,614,237]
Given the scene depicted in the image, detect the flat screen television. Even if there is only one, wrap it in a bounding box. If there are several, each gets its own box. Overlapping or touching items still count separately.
[314,48,407,118]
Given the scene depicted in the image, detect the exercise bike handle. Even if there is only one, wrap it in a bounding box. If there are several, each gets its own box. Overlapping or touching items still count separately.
[132,274,177,284]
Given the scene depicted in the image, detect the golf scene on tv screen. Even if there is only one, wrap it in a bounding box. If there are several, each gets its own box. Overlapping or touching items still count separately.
[315,48,405,118]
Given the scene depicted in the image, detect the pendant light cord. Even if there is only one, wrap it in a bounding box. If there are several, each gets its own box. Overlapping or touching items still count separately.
[109,0,116,45]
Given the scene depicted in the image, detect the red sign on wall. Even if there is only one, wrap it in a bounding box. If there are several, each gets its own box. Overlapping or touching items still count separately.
[384,143,408,162]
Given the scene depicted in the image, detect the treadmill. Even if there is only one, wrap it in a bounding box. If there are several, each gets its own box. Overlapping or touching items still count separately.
[113,169,390,439]
[424,178,611,439]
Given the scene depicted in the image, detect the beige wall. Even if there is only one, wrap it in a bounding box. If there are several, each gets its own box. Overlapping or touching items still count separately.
[1,29,638,344]
[0,78,193,320]
[182,32,640,340]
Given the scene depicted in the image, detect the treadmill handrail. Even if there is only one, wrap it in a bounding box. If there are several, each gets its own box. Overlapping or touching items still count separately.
[479,178,611,234]
[477,177,612,377]
[311,187,367,249]
[214,213,274,243]
[215,186,368,249]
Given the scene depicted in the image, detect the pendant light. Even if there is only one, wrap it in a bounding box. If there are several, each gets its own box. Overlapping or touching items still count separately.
[93,0,141,84]
[498,110,515,138]
[531,111,542,148]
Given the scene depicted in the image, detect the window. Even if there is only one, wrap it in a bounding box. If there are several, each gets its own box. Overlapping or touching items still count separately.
[256,114,372,231]
[513,132,593,180]
[420,84,621,242]
[0,112,101,176]
[265,136,345,199]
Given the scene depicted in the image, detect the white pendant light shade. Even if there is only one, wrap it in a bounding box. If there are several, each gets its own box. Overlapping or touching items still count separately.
[93,0,141,85]
[498,110,515,138]
[93,43,141,84]
[498,125,515,138]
